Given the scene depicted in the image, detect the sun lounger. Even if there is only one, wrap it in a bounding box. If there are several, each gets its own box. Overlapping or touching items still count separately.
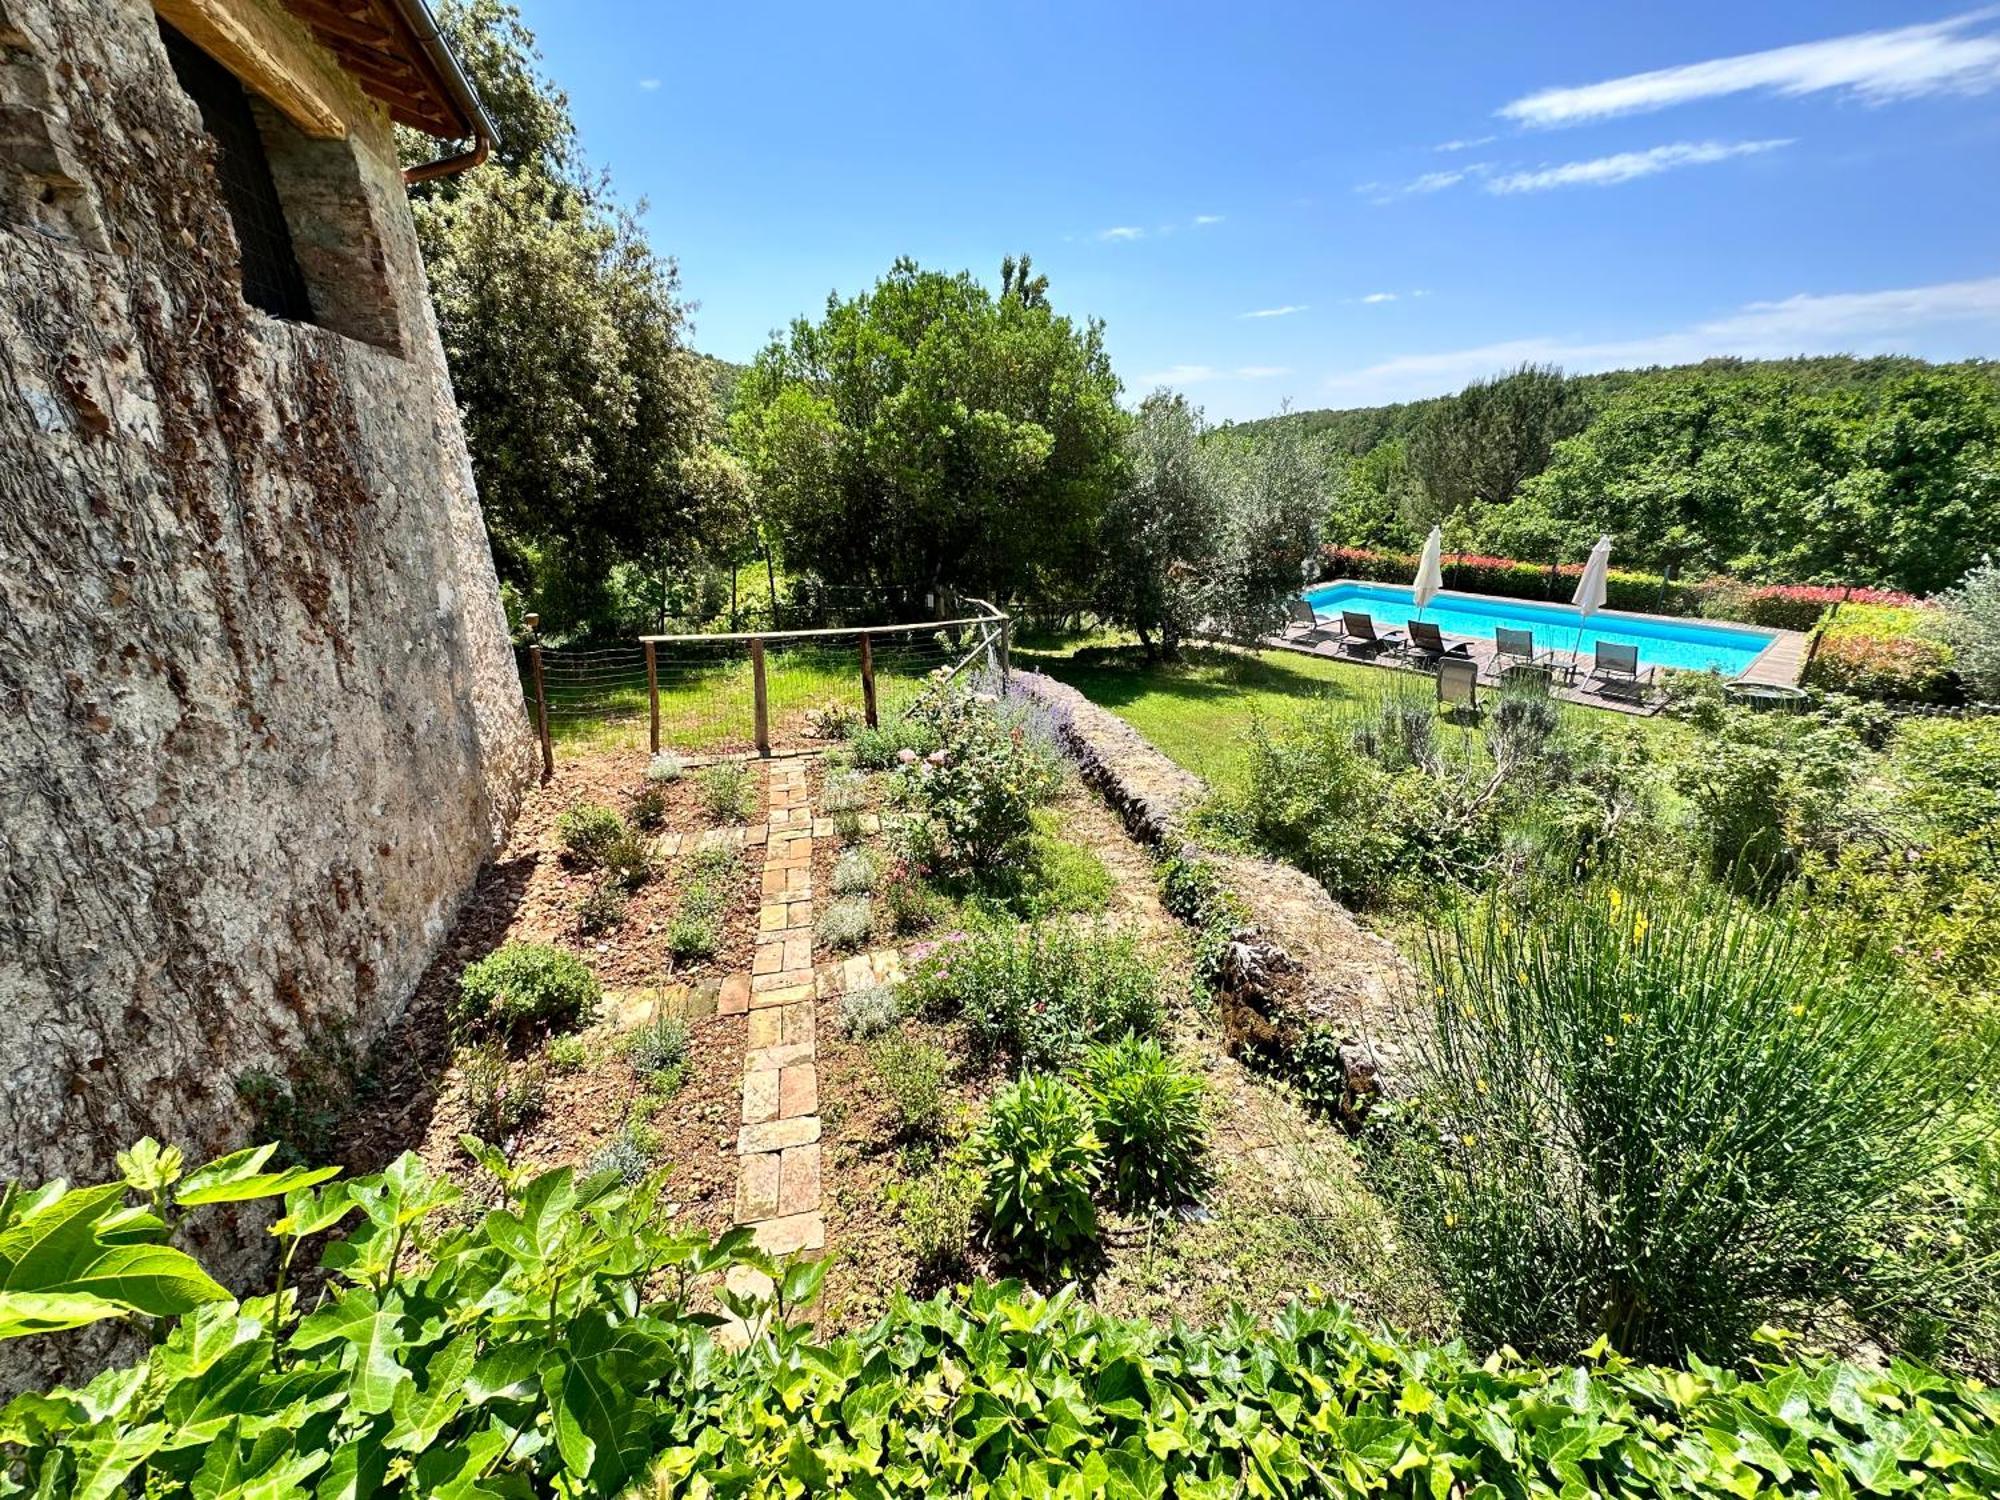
[1281,598,1321,640]
[1588,641,1656,699]
[1339,611,1405,659]
[1494,625,1569,685]
[1406,618,1473,668]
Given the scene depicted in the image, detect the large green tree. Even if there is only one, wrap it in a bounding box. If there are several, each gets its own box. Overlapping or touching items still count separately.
[406,1,741,635]
[730,255,1126,610]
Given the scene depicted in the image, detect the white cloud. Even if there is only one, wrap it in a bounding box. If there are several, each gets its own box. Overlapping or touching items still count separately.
[1098,225,1146,242]
[1139,363,1293,385]
[1486,137,1792,193]
[1359,292,1399,304]
[1321,274,2000,403]
[1501,9,2000,127]
[1435,134,1497,152]
[1241,304,1309,319]
[1192,213,1225,225]
[638,77,662,90]
[1360,166,1485,203]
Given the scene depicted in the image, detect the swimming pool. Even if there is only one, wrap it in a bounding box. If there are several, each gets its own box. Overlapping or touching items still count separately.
[1301,581,1778,677]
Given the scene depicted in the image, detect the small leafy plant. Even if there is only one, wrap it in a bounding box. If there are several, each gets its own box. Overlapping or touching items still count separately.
[805,699,861,740]
[575,878,625,935]
[891,1148,981,1280]
[838,983,900,1040]
[625,1011,690,1078]
[1075,1036,1210,1211]
[460,1043,547,1142]
[823,770,868,814]
[831,847,879,896]
[544,1033,588,1071]
[868,1031,951,1138]
[832,807,864,845]
[646,749,687,783]
[555,803,625,867]
[977,1074,1102,1275]
[628,784,670,831]
[816,896,874,951]
[453,942,600,1038]
[699,761,754,822]
[667,913,721,962]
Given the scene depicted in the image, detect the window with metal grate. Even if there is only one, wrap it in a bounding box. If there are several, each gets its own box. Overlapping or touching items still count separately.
[159,20,315,324]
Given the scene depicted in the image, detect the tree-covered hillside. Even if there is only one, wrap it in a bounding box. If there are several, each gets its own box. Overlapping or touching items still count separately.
[1228,356,2000,595]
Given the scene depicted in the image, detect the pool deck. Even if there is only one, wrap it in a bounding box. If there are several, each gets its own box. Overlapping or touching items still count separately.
[1260,617,1810,716]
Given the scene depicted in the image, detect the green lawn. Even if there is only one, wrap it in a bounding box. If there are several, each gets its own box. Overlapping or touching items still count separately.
[1019,634,1682,792]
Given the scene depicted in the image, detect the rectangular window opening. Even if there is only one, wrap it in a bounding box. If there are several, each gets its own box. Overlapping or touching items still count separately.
[158,19,315,324]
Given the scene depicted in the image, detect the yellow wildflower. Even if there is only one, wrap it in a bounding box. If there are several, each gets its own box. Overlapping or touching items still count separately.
[1608,887,1623,911]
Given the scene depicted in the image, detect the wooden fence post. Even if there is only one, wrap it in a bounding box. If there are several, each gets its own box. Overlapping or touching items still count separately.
[528,645,554,785]
[998,615,1012,692]
[860,631,878,728]
[751,636,770,754]
[645,640,660,754]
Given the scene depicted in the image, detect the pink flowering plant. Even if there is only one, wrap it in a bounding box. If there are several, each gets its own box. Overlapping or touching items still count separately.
[893,683,1061,874]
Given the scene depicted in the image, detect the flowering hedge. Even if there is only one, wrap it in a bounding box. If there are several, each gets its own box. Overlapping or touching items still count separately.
[1315,545,1921,633]
[1803,603,1959,704]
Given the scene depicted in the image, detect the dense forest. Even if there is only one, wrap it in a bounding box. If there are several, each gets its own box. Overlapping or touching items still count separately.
[1230,356,2000,596]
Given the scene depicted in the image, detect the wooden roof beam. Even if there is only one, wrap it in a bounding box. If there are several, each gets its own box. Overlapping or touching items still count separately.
[153,0,349,139]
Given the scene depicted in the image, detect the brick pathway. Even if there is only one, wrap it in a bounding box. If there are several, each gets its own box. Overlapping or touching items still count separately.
[727,760,824,1258]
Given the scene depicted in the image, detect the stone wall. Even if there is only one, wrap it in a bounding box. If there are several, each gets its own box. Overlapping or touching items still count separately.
[0,0,534,1219]
[1012,670,1423,1094]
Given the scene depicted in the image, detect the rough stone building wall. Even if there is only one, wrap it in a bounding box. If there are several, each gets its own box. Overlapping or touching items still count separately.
[0,0,535,1217]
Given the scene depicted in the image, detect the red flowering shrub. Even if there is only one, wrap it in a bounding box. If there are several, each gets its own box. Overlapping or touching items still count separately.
[1802,604,1958,704]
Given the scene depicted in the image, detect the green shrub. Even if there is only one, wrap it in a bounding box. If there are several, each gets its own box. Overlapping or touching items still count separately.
[575,878,625,935]
[805,698,862,740]
[5,1148,1999,1498]
[822,769,868,814]
[687,840,739,880]
[977,1074,1101,1274]
[868,1032,951,1138]
[879,856,941,934]
[838,983,900,1040]
[587,1128,655,1186]
[1803,603,1958,704]
[831,807,864,845]
[460,1044,546,1142]
[831,848,878,896]
[600,827,655,890]
[678,875,729,920]
[628,784,670,831]
[905,922,1163,1071]
[848,714,939,770]
[1675,706,1865,893]
[1075,1036,1209,1211]
[895,687,1060,873]
[1938,558,2000,701]
[699,761,754,822]
[453,942,599,1037]
[1392,881,1981,1361]
[816,896,874,951]
[666,913,720,962]
[555,803,624,867]
[625,1012,690,1077]
[891,1149,980,1279]
[544,1033,588,1071]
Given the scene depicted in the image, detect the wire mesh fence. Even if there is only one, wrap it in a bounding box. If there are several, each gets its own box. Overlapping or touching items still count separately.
[518,605,1010,763]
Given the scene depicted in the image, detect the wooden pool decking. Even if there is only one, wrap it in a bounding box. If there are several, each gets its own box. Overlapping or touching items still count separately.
[1259,619,1810,716]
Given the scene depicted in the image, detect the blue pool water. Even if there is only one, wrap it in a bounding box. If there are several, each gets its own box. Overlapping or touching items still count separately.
[1301,581,1777,676]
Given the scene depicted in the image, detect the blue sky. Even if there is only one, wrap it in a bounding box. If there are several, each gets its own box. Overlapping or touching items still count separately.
[518,1,2000,421]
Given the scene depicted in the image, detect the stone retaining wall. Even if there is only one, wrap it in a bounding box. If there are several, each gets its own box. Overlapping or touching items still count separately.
[1012,670,1423,1095]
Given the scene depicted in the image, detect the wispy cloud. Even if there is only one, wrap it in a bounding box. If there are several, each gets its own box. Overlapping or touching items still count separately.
[1240,304,1309,319]
[1359,292,1399,304]
[1500,9,2000,127]
[1139,363,1294,386]
[1139,363,1217,385]
[1487,138,1792,193]
[1192,213,1225,225]
[1358,166,1485,203]
[1435,134,1497,152]
[638,77,662,90]
[1321,275,2000,403]
[1098,225,1146,242]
